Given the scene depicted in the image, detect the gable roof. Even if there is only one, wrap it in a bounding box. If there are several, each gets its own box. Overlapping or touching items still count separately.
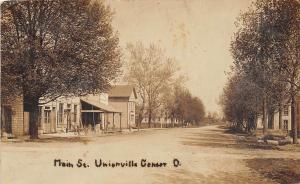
[108,85,137,99]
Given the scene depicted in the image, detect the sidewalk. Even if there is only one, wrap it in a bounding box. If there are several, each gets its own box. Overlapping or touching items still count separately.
[0,128,145,142]
[0,127,175,143]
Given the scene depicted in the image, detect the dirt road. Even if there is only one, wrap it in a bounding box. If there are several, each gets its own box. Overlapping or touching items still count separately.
[1,125,300,184]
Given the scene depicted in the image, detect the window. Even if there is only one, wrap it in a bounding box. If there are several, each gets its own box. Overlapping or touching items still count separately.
[129,102,134,110]
[44,106,51,110]
[283,120,288,130]
[58,103,63,126]
[130,111,134,123]
[44,110,50,124]
[283,105,289,116]
[73,105,77,122]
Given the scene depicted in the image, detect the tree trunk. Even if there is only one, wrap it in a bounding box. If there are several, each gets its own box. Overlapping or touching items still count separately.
[171,117,174,128]
[291,95,298,144]
[268,109,274,129]
[27,98,39,139]
[137,110,143,131]
[137,113,142,131]
[137,105,144,131]
[137,117,140,131]
[148,109,152,128]
[279,105,283,129]
[254,114,258,130]
[262,96,268,134]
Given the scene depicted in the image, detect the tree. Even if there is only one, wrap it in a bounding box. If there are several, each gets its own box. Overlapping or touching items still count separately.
[125,42,177,128]
[158,76,187,127]
[172,86,205,127]
[1,0,121,139]
[231,0,299,142]
[268,0,300,143]
[220,72,263,132]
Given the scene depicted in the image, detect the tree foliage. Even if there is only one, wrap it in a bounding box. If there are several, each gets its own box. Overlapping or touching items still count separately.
[220,72,263,132]
[167,84,205,126]
[226,0,299,141]
[1,0,121,138]
[125,42,177,128]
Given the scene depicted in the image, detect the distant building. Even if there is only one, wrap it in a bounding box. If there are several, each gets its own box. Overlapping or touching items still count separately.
[257,100,300,133]
[257,105,291,131]
[108,85,137,129]
[141,116,179,128]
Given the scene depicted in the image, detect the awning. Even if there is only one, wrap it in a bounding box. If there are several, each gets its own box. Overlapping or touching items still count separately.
[80,99,121,113]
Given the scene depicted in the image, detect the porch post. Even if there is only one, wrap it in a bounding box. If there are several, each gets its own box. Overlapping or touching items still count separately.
[105,113,107,133]
[113,112,115,130]
[119,113,122,132]
[103,113,106,134]
[92,105,95,132]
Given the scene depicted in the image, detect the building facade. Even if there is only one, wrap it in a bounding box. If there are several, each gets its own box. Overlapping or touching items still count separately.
[1,96,26,137]
[38,96,81,133]
[108,85,137,129]
[257,103,300,134]
[257,105,291,131]
[1,85,136,138]
[39,94,121,133]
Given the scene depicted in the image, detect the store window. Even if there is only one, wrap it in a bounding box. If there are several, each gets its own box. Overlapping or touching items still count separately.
[58,103,64,126]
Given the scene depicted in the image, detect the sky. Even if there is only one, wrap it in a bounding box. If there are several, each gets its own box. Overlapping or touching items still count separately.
[105,0,253,113]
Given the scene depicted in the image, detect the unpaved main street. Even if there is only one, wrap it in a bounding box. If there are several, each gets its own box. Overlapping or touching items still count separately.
[1,125,300,184]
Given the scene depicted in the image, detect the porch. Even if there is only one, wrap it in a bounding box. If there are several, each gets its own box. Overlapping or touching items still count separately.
[80,99,122,133]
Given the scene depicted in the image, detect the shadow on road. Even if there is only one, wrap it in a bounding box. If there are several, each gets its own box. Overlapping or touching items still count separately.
[153,168,270,184]
[180,126,280,151]
[177,126,300,184]
[246,158,300,184]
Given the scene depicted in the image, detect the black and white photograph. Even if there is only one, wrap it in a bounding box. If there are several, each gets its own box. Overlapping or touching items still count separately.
[0,0,300,183]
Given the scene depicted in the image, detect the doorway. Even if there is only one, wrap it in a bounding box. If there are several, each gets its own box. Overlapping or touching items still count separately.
[1,106,13,135]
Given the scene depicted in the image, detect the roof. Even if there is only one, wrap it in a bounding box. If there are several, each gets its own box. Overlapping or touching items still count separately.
[80,99,121,113]
[108,85,137,99]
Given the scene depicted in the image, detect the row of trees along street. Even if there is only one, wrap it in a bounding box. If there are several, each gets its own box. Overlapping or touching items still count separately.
[1,0,206,139]
[125,42,205,129]
[220,0,300,144]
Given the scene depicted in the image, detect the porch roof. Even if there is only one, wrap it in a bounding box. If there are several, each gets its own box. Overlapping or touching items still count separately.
[80,99,121,113]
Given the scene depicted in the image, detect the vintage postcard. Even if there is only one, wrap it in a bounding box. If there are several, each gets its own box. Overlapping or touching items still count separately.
[1,0,300,183]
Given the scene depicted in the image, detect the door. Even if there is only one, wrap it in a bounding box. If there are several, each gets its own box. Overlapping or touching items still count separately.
[65,110,71,132]
[44,110,51,133]
[1,106,12,135]
[24,112,29,135]
[51,107,56,133]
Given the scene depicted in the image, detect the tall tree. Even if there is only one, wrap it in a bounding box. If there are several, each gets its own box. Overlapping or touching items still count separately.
[231,0,298,141]
[269,0,300,144]
[220,72,263,132]
[159,76,187,127]
[125,42,177,128]
[1,0,121,139]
